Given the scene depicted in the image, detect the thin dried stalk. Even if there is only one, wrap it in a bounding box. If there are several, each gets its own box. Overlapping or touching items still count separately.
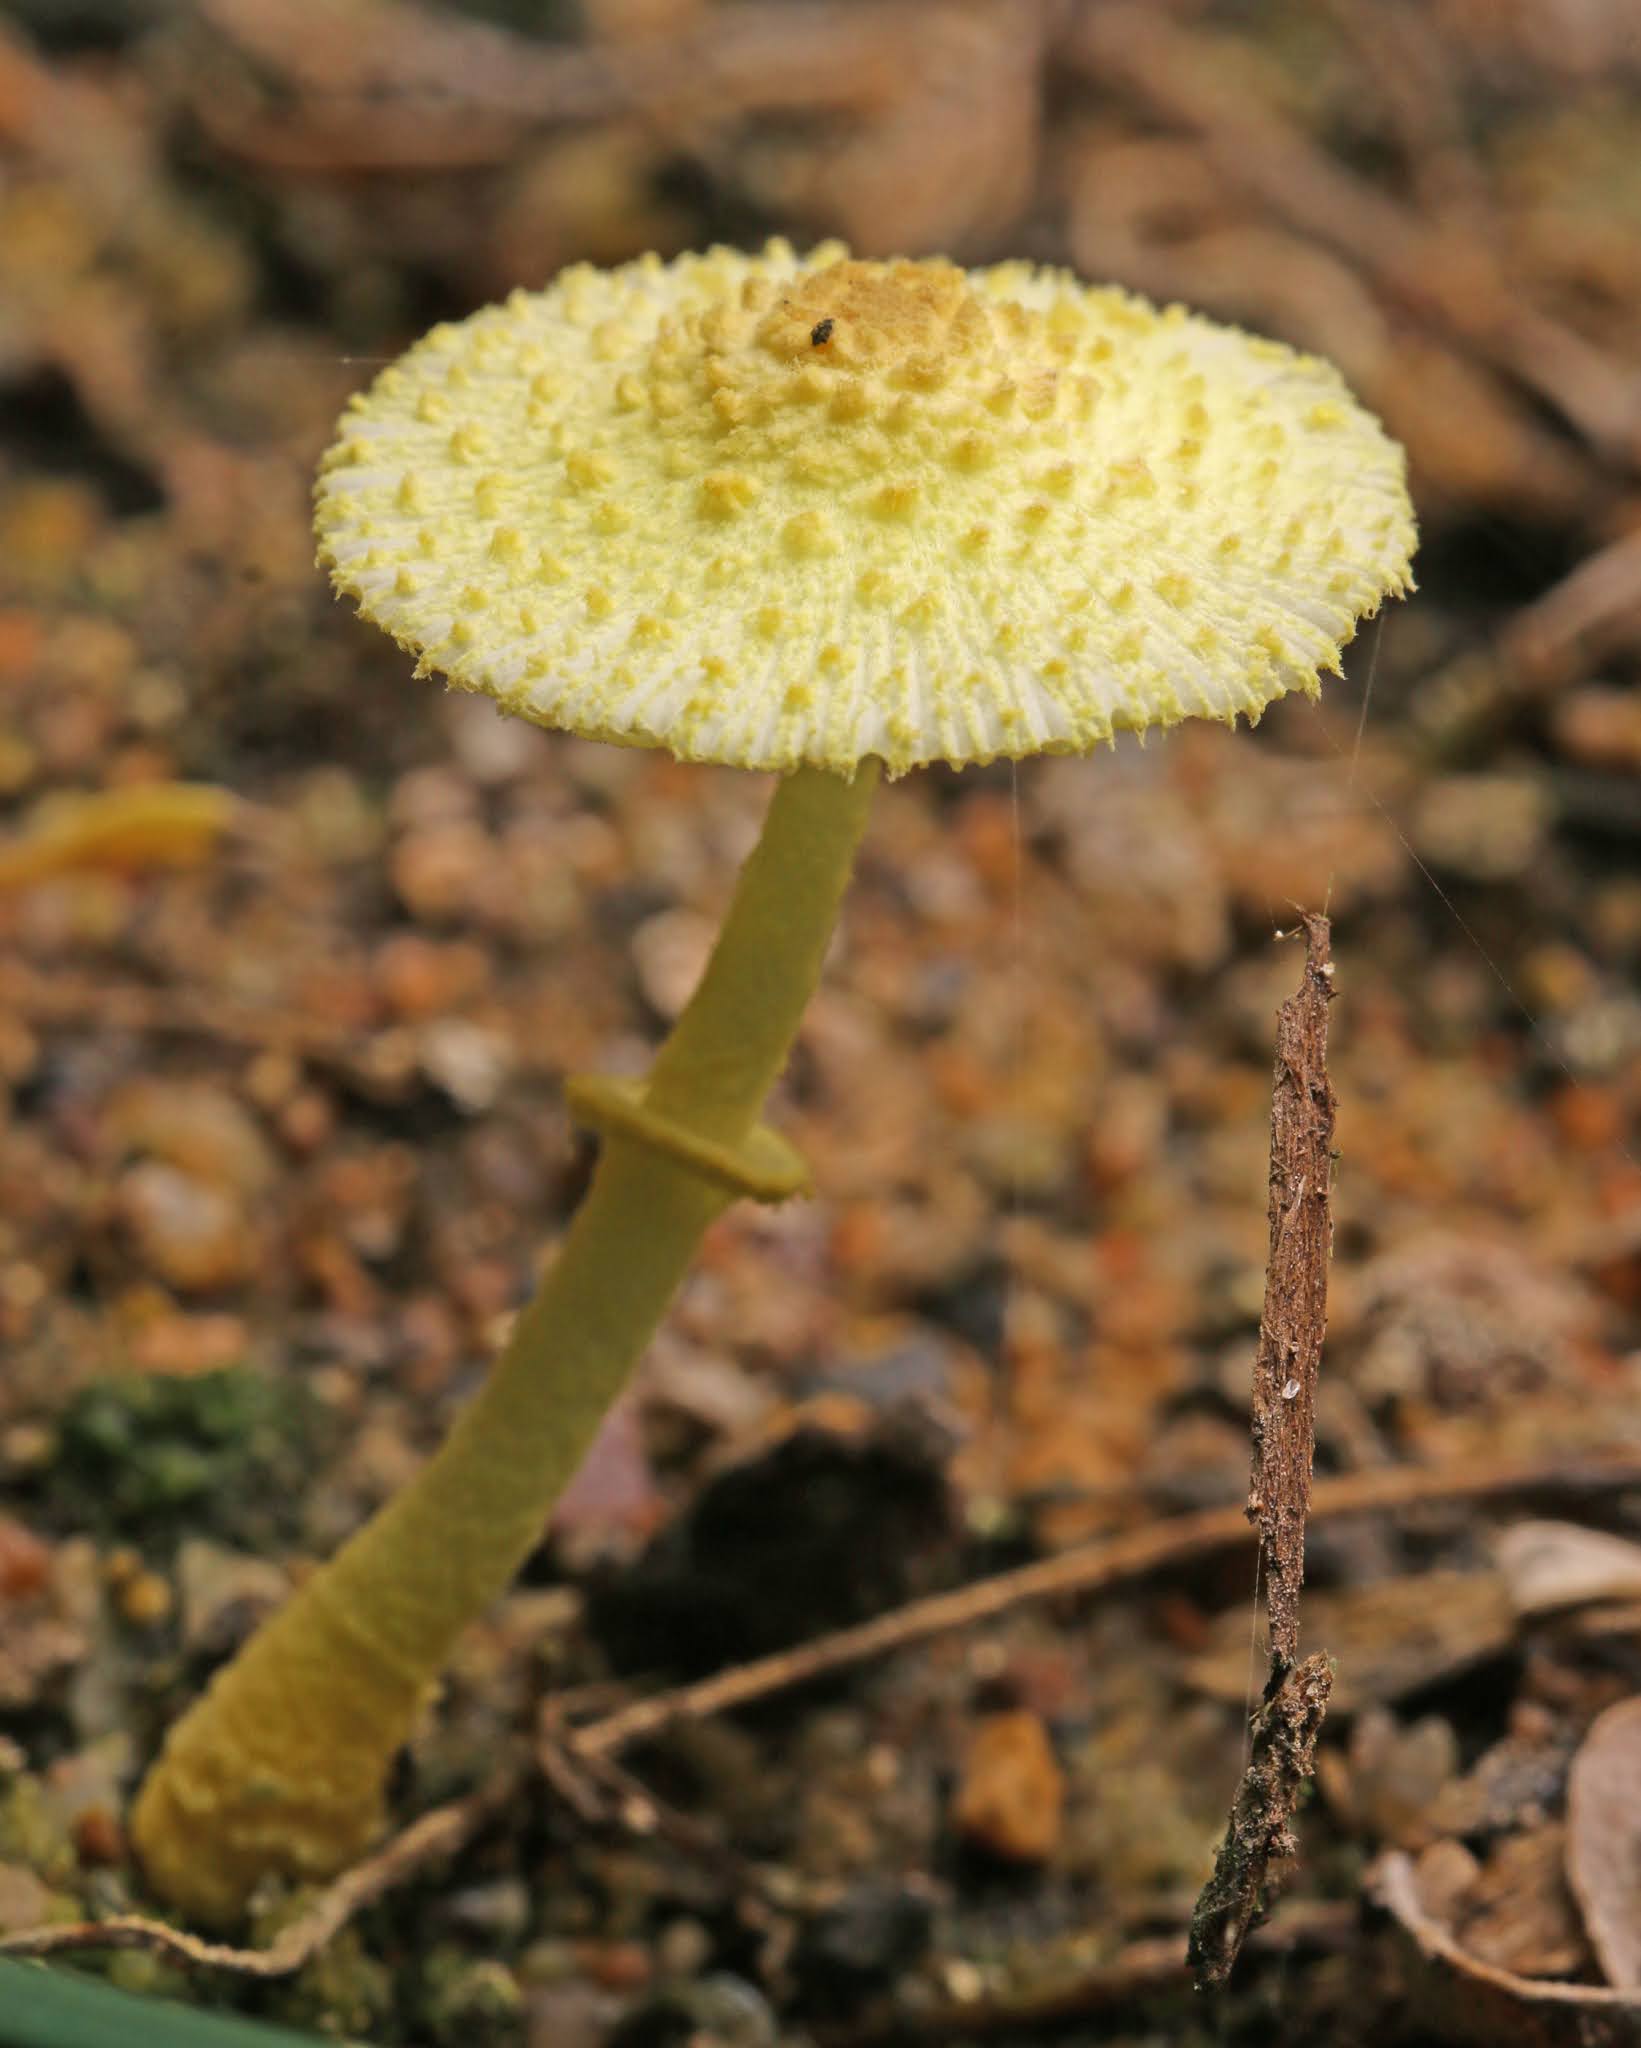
[0,1765,520,1977]
[1189,915,1337,1987]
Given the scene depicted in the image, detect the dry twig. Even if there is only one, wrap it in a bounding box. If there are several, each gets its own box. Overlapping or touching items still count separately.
[567,1446,1641,1762]
[538,1710,805,1915]
[1374,1851,1641,2032]
[1246,913,1336,1670]
[1188,915,1337,1987]
[0,1763,521,1976]
[1070,4,1641,470]
[842,1903,1355,2041]
[1502,524,1641,690]
[1413,519,1641,751]
[185,0,926,174]
[1187,1654,1334,1989]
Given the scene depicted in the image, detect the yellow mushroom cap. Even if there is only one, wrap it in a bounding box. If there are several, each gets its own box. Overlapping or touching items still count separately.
[315,240,1415,778]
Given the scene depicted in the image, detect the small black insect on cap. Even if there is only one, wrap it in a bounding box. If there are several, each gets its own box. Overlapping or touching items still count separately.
[810,318,836,347]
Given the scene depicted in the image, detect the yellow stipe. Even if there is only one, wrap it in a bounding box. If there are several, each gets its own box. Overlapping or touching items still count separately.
[130,761,879,1922]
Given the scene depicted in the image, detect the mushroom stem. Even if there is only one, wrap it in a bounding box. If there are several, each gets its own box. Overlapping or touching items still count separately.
[130,759,880,1924]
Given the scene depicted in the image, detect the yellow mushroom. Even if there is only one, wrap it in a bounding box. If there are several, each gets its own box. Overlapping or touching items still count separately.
[131,242,1415,1923]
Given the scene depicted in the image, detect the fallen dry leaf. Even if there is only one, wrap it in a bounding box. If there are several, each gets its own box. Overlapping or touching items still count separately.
[1459,1825,1591,1981]
[1497,1520,1641,1617]
[1376,1848,1641,2048]
[1566,1696,1641,1989]
[1186,1570,1516,1713]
